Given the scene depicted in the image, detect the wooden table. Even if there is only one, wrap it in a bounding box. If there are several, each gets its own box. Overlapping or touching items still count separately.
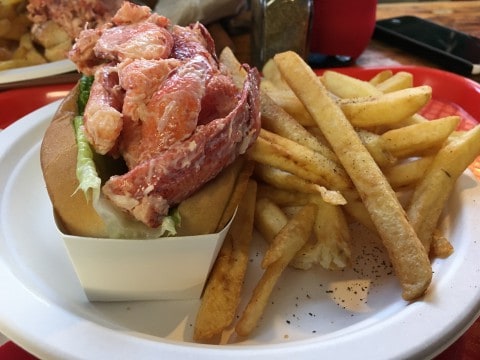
[224,2,480,359]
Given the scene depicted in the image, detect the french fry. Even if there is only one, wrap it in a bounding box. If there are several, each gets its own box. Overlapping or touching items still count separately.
[44,39,71,61]
[356,129,397,168]
[407,126,480,253]
[31,20,72,62]
[381,116,460,158]
[274,51,432,301]
[216,159,256,232]
[260,80,316,126]
[260,59,317,126]
[260,92,338,161]
[369,69,393,85]
[321,70,382,98]
[261,58,287,89]
[384,156,434,189]
[256,184,311,207]
[430,229,454,259]
[12,33,45,64]
[342,198,377,233]
[254,197,319,270]
[292,198,351,271]
[254,163,346,205]
[30,20,70,49]
[0,12,29,41]
[339,85,432,127]
[248,129,352,190]
[0,58,34,70]
[0,0,24,6]
[213,48,471,340]
[235,203,317,337]
[221,48,333,158]
[219,46,248,89]
[387,113,430,130]
[254,197,289,243]
[375,71,413,93]
[255,196,350,271]
[221,46,316,128]
[193,180,258,343]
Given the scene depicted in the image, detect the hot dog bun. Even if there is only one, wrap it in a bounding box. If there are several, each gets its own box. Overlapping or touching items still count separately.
[40,84,251,238]
[41,84,108,237]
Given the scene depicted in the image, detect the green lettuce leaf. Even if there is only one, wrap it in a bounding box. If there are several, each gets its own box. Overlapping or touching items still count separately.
[72,76,179,238]
[73,115,101,200]
[78,75,94,115]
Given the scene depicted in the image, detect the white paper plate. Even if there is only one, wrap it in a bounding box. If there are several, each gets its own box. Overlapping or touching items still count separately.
[0,60,76,85]
[1,99,480,360]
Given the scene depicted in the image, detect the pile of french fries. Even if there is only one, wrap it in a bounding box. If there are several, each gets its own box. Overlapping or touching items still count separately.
[192,48,480,343]
[0,0,70,71]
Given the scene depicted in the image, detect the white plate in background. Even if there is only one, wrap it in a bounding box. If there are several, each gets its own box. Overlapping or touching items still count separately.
[0,59,76,85]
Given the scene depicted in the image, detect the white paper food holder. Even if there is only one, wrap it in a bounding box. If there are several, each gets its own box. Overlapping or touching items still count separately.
[57,216,233,302]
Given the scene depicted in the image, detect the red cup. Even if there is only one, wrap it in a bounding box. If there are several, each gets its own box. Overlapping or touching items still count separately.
[310,0,377,60]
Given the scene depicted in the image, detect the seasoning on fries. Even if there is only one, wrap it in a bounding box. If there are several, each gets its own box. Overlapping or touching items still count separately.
[273,51,432,301]
[194,179,258,343]
[193,47,480,341]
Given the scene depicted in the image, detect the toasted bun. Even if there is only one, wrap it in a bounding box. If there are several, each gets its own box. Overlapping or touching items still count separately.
[177,157,250,236]
[40,84,108,237]
[40,84,247,238]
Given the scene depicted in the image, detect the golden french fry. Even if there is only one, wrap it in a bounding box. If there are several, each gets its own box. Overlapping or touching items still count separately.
[321,70,382,98]
[339,85,432,127]
[385,112,430,129]
[248,129,352,190]
[254,196,318,269]
[356,129,396,168]
[44,39,71,61]
[193,180,257,343]
[30,20,70,48]
[236,203,317,337]
[254,197,289,243]
[375,71,413,93]
[0,0,24,6]
[254,163,346,205]
[0,18,10,37]
[384,156,434,189]
[261,58,288,89]
[381,116,460,158]
[12,32,33,57]
[256,184,311,207]
[407,126,480,252]
[430,229,454,259]
[260,58,317,124]
[260,92,338,161]
[291,198,351,271]
[274,51,432,301]
[11,33,46,66]
[221,46,316,127]
[260,80,316,126]
[247,54,339,161]
[0,12,30,41]
[216,159,255,232]
[219,46,248,89]
[0,58,32,70]
[342,198,377,233]
[369,69,393,85]
[255,195,350,271]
